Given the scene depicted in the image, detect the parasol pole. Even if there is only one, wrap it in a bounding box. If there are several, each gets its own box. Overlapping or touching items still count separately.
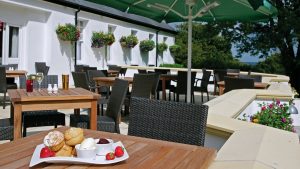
[186,0,194,103]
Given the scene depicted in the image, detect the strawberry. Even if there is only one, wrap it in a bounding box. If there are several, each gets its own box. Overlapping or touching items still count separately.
[114,146,124,157]
[40,147,55,158]
[105,152,115,160]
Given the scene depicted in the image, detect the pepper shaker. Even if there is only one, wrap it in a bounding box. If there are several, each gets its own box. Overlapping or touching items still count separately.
[47,84,53,93]
[53,84,58,93]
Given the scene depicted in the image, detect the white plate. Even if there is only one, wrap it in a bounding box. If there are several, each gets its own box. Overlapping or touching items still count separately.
[29,141,129,167]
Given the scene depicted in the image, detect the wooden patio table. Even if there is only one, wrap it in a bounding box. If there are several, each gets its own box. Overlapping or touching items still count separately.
[93,77,133,87]
[217,81,269,95]
[6,70,27,78]
[7,88,99,140]
[0,127,216,168]
[107,70,119,77]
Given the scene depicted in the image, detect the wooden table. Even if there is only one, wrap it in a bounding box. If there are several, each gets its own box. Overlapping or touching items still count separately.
[7,88,100,140]
[160,74,177,100]
[107,70,119,77]
[93,77,133,87]
[6,70,27,78]
[0,127,216,168]
[217,81,269,95]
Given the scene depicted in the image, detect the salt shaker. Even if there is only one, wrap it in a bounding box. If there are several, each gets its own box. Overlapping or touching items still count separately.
[47,84,53,93]
[52,84,58,93]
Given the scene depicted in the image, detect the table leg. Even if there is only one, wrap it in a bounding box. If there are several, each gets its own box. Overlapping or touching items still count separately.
[162,78,166,100]
[90,100,97,130]
[13,104,22,140]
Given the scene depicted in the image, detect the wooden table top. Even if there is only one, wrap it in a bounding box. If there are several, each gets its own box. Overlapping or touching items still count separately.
[217,81,269,88]
[7,88,100,102]
[6,70,27,77]
[93,77,134,83]
[0,127,216,168]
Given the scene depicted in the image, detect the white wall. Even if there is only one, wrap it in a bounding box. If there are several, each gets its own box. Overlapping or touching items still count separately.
[1,0,175,86]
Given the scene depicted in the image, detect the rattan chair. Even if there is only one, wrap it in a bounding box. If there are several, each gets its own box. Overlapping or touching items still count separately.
[213,69,227,95]
[194,69,212,102]
[224,76,255,93]
[138,69,147,74]
[35,62,50,75]
[19,75,65,137]
[128,97,209,146]
[154,69,172,100]
[119,68,127,76]
[124,73,157,114]
[0,118,13,141]
[0,66,17,109]
[70,79,129,133]
[170,71,196,102]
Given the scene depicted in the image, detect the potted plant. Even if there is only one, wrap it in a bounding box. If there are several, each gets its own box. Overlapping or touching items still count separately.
[56,23,80,41]
[169,44,181,54]
[104,33,115,46]
[249,99,296,132]
[139,39,155,52]
[157,42,168,53]
[119,35,138,48]
[91,32,106,48]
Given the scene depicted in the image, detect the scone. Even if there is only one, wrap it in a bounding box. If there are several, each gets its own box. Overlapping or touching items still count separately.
[43,131,65,152]
[64,127,84,146]
[55,144,72,157]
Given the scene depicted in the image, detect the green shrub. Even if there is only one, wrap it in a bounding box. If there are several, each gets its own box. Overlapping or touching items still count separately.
[169,44,181,54]
[56,23,80,41]
[139,40,155,52]
[159,63,184,68]
[157,42,168,52]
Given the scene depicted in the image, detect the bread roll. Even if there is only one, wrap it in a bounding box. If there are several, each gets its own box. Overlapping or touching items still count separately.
[43,131,65,152]
[55,144,72,157]
[64,128,84,146]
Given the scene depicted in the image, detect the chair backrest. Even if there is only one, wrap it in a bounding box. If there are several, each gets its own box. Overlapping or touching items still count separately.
[149,73,160,97]
[74,65,85,72]
[131,73,156,98]
[200,69,212,89]
[108,65,121,72]
[154,69,169,75]
[224,77,254,93]
[239,74,262,82]
[0,66,7,92]
[128,97,209,146]
[106,79,129,122]
[214,69,227,82]
[71,72,90,90]
[227,69,240,74]
[87,70,108,94]
[138,69,147,74]
[35,62,49,75]
[176,71,197,94]
[119,68,127,76]
[19,75,58,89]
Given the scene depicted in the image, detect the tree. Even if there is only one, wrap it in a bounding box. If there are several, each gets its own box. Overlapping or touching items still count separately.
[230,0,300,93]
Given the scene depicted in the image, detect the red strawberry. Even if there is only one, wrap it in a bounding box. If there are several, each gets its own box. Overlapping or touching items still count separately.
[105,152,115,160]
[114,146,124,157]
[40,147,55,158]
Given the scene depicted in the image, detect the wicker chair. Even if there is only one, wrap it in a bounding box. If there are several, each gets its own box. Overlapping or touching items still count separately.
[224,76,255,93]
[124,73,157,114]
[194,69,212,102]
[35,62,50,75]
[138,69,147,74]
[0,66,17,109]
[19,75,65,137]
[170,71,196,103]
[70,79,129,133]
[119,68,127,76]
[128,97,209,146]
[213,69,227,95]
[87,70,110,115]
[0,118,13,141]
[154,69,172,100]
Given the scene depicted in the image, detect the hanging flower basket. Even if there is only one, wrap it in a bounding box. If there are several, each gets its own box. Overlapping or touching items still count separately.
[139,39,155,52]
[56,23,80,41]
[169,44,181,54]
[91,32,115,48]
[157,42,168,53]
[104,33,115,46]
[119,35,138,48]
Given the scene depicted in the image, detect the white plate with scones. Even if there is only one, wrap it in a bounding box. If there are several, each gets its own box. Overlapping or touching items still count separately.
[29,128,129,167]
[29,141,129,167]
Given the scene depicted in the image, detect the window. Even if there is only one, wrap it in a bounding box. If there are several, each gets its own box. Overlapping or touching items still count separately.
[163,37,168,42]
[76,20,85,61]
[8,26,19,58]
[149,34,154,40]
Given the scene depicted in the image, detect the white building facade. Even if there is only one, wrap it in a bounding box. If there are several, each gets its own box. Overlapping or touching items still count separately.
[0,0,175,84]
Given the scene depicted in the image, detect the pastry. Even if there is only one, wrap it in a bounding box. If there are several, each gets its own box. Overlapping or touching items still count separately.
[43,131,65,152]
[55,144,72,157]
[64,127,84,146]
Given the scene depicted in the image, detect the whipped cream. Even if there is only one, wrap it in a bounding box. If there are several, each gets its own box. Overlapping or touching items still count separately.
[80,138,95,150]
